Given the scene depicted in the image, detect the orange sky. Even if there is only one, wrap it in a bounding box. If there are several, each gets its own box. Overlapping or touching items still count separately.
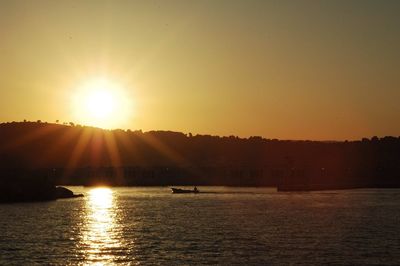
[1,0,399,140]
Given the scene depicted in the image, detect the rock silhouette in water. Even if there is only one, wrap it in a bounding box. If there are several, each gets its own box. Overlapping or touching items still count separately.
[0,174,83,203]
[55,186,83,199]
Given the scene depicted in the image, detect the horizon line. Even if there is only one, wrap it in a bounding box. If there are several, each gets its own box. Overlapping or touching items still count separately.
[1,120,399,143]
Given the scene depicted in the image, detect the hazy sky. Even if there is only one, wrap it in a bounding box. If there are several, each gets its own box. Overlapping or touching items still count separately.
[1,0,399,140]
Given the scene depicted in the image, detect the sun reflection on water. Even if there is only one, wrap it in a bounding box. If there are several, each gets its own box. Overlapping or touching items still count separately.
[82,187,122,265]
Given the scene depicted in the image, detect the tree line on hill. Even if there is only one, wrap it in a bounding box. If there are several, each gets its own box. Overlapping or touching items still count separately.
[0,121,399,189]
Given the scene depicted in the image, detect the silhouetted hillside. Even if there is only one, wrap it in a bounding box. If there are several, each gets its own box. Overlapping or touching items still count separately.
[0,121,399,189]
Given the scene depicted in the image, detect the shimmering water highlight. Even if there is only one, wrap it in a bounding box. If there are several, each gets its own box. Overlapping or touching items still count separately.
[1,187,400,265]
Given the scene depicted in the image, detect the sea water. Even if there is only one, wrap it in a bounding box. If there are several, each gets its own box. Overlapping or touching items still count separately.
[1,187,400,265]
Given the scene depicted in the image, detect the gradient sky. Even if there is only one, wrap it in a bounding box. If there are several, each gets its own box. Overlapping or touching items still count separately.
[1,0,399,140]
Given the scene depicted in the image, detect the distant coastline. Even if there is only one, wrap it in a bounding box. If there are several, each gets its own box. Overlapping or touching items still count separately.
[1,121,399,191]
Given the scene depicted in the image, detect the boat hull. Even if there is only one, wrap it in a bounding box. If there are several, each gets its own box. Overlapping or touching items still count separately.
[171,188,199,194]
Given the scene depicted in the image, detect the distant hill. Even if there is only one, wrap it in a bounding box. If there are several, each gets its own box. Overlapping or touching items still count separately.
[1,121,399,189]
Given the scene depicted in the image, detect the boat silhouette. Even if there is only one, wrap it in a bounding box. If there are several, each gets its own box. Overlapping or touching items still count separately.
[171,187,199,194]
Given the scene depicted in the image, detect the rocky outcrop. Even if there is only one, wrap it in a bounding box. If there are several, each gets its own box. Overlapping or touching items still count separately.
[55,186,83,199]
[0,176,83,203]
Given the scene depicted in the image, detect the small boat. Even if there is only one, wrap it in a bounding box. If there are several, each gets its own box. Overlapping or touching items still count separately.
[171,187,199,194]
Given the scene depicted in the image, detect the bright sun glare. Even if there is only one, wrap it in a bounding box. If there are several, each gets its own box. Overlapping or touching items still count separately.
[87,88,115,119]
[89,187,113,208]
[72,77,133,128]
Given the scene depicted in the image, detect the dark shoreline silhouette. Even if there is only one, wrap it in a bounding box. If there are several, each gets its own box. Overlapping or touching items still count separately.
[0,121,399,193]
[0,174,83,203]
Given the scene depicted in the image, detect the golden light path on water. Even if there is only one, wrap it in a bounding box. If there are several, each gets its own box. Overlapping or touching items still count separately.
[82,187,123,265]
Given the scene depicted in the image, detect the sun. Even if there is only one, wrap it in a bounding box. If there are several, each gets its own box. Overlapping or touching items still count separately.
[71,77,133,128]
[86,84,115,119]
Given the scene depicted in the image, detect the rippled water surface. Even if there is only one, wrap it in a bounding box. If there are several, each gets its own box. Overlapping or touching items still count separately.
[1,187,400,265]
